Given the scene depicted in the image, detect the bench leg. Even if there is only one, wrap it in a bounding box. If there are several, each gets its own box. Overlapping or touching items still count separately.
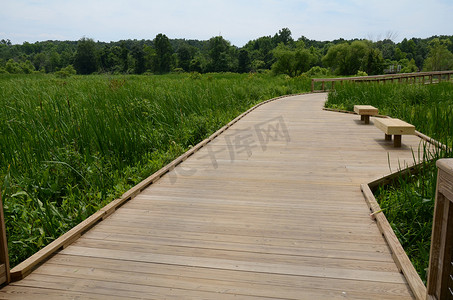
[364,115,370,124]
[385,134,392,141]
[360,115,365,121]
[394,135,402,147]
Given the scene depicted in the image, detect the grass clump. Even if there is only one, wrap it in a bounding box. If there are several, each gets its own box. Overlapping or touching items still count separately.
[0,72,310,267]
[326,81,453,282]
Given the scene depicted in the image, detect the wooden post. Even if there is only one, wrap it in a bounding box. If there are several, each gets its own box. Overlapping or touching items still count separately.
[311,80,314,93]
[430,75,433,84]
[426,159,453,300]
[0,194,10,285]
[331,81,335,90]
[393,135,402,147]
[321,81,325,91]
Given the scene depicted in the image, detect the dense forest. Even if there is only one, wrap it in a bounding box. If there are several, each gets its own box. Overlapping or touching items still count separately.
[1,28,453,77]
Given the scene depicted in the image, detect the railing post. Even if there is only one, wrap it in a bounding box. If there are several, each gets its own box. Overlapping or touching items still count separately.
[427,159,453,300]
[0,194,10,285]
[311,79,314,93]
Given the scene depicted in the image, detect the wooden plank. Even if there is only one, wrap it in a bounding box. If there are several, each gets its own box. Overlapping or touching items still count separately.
[61,245,406,284]
[11,274,269,300]
[68,238,399,272]
[81,230,394,261]
[0,286,128,300]
[46,254,413,298]
[361,183,426,300]
[90,224,392,253]
[29,262,412,299]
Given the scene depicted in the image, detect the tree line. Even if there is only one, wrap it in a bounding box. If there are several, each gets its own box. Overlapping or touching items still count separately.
[1,28,452,77]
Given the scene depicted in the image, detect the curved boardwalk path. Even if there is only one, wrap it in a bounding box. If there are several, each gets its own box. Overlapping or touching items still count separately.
[0,93,424,299]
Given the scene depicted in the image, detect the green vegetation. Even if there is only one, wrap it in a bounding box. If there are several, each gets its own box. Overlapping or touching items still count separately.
[0,72,310,267]
[1,31,453,77]
[325,81,453,282]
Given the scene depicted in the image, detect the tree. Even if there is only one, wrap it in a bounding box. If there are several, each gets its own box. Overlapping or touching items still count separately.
[322,40,382,75]
[244,36,275,69]
[154,33,173,73]
[120,42,129,73]
[143,45,156,72]
[33,52,48,71]
[74,37,98,74]
[273,28,294,46]
[364,48,384,75]
[207,36,230,72]
[177,45,193,71]
[423,38,453,71]
[271,42,315,77]
[131,45,146,74]
[48,51,61,73]
[322,43,350,75]
[237,49,251,73]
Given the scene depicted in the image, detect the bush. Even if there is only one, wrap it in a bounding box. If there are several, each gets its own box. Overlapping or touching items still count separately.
[55,65,76,78]
[304,66,330,77]
[356,70,368,76]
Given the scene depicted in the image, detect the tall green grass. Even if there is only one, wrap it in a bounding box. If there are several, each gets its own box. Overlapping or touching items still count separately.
[326,81,453,282]
[0,72,310,266]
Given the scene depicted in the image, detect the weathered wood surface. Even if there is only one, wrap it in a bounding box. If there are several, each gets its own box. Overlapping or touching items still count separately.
[0,93,427,299]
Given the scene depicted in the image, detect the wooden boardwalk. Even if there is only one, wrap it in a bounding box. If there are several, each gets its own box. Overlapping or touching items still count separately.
[0,93,425,299]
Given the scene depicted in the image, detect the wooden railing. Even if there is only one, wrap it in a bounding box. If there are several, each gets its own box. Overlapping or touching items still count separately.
[427,159,453,300]
[0,194,10,285]
[311,70,453,92]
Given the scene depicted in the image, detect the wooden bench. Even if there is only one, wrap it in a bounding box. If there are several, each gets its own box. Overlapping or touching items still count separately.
[374,118,415,147]
[354,105,378,124]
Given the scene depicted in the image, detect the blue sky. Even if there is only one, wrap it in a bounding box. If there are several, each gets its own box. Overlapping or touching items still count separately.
[1,0,452,46]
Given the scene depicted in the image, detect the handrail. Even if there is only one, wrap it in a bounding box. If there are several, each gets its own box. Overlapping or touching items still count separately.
[426,159,453,300]
[311,70,453,92]
[0,194,10,285]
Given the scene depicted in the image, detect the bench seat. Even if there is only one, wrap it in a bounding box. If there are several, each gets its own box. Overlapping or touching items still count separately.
[374,118,415,147]
[354,105,378,124]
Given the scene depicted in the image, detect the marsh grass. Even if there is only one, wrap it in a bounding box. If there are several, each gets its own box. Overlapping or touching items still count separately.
[0,72,311,266]
[326,81,453,282]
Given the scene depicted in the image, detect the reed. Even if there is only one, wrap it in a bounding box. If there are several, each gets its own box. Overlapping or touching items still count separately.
[0,72,311,266]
